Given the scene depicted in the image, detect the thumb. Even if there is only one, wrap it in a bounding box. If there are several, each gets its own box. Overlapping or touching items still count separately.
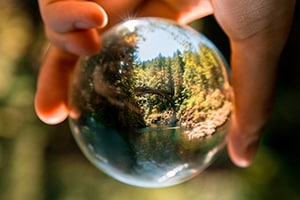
[227,114,262,168]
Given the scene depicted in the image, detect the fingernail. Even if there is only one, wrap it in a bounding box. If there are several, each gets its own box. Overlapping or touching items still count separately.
[75,12,108,29]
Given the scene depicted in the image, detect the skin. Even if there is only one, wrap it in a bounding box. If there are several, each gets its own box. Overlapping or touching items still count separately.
[36,0,296,167]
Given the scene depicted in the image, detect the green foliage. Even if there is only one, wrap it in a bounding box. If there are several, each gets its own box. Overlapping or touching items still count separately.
[134,45,230,130]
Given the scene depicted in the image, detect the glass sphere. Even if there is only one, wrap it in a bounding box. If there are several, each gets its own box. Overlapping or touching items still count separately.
[69,18,232,188]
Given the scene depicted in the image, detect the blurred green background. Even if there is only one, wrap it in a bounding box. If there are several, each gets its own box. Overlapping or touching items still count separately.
[0,1,299,200]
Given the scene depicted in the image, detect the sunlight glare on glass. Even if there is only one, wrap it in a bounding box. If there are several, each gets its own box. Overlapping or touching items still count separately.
[123,19,139,32]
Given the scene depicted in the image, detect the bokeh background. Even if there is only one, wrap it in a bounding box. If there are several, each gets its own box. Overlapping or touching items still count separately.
[0,1,299,200]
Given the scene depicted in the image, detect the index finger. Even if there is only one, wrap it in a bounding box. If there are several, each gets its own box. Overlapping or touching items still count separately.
[38,0,108,33]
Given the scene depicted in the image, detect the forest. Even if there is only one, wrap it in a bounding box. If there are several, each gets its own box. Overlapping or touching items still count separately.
[72,29,232,140]
[133,46,231,139]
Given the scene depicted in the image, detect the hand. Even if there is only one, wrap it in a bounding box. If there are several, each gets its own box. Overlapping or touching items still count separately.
[35,0,296,167]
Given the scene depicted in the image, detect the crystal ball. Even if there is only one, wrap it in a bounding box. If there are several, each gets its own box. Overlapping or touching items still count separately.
[68,18,232,188]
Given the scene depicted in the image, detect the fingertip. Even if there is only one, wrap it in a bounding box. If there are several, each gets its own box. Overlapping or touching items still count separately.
[74,4,108,29]
[34,85,68,125]
[34,91,69,125]
[43,1,109,33]
[227,121,260,168]
[227,137,255,168]
[97,5,108,28]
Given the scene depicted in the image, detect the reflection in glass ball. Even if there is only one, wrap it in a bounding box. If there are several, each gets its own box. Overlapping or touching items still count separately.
[69,18,232,188]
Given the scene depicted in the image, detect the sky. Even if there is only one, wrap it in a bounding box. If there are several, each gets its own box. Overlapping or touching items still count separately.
[122,19,188,61]
[136,29,184,61]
